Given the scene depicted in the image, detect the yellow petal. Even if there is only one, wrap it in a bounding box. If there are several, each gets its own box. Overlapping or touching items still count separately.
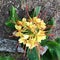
[13,31,22,37]
[18,38,27,44]
[36,30,46,42]
[18,38,24,43]
[22,18,26,22]
[40,20,46,29]
[15,24,21,30]
[15,32,23,37]
[16,21,22,25]
[37,35,46,42]
[23,35,29,39]
[26,39,36,49]
[37,30,46,35]
[33,17,41,23]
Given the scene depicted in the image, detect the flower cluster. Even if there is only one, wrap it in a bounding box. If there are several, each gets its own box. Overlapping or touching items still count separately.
[13,17,46,49]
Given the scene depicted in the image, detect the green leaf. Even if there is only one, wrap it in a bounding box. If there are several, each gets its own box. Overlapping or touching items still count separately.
[0,56,14,60]
[29,9,34,18]
[41,39,60,60]
[48,17,54,25]
[5,20,15,29]
[27,47,40,60]
[41,50,53,60]
[10,6,20,21]
[5,56,14,60]
[33,6,41,17]
[5,6,20,28]
[46,17,54,30]
[55,38,60,44]
[0,56,4,60]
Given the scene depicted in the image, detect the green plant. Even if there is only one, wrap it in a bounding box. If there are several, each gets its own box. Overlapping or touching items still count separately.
[41,38,60,60]
[0,56,14,60]
[5,6,20,29]
[5,6,60,60]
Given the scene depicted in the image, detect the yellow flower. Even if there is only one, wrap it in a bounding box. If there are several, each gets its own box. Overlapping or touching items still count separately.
[22,18,27,26]
[18,38,27,44]
[40,20,46,30]
[18,34,29,44]
[13,31,23,37]
[26,39,36,49]
[26,22,33,26]
[14,17,46,49]
[15,24,22,31]
[36,30,46,42]
[16,21,22,26]
[25,36,38,49]
[23,34,29,39]
[37,36,46,42]
[26,22,37,33]
[32,17,46,30]
[22,18,26,22]
[33,17,41,23]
